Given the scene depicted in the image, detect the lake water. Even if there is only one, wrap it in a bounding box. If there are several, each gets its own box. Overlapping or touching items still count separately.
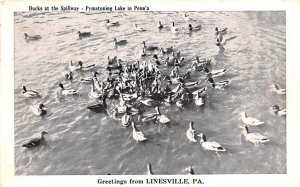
[14,11,286,175]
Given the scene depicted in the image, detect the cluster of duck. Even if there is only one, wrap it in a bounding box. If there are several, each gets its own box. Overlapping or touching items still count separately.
[20,13,286,174]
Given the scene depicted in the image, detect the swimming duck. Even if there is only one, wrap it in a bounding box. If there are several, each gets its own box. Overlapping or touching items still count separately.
[142,41,159,51]
[105,19,119,27]
[160,46,174,55]
[107,56,118,65]
[131,122,147,142]
[269,84,286,95]
[22,86,41,98]
[87,96,107,113]
[182,13,196,22]
[206,77,231,89]
[176,94,186,108]
[199,133,226,156]
[138,97,160,107]
[24,33,41,41]
[196,56,211,66]
[215,27,227,35]
[30,103,47,116]
[204,67,229,78]
[134,23,146,31]
[62,70,74,80]
[147,163,153,175]
[155,106,170,124]
[22,131,48,148]
[58,83,77,95]
[80,71,99,83]
[269,105,286,116]
[240,112,264,126]
[240,125,269,145]
[69,61,95,71]
[171,22,180,34]
[164,75,184,84]
[89,81,102,99]
[191,62,204,71]
[157,21,163,29]
[77,31,91,37]
[113,38,128,46]
[186,121,198,142]
[192,86,208,96]
[188,24,202,31]
[194,91,205,106]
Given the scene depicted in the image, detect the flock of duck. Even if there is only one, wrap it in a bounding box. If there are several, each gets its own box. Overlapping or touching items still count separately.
[20,13,286,174]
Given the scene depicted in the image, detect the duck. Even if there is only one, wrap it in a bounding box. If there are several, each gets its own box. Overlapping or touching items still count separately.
[195,56,211,66]
[240,112,264,126]
[113,38,128,46]
[89,82,102,99]
[269,84,286,95]
[163,75,184,84]
[186,121,198,142]
[131,122,147,142]
[182,13,196,22]
[240,124,270,145]
[77,31,91,37]
[22,86,41,98]
[138,97,160,107]
[24,33,41,41]
[204,67,229,78]
[22,131,48,148]
[87,96,107,113]
[157,21,163,29]
[171,22,180,34]
[58,83,77,95]
[199,133,226,156]
[188,24,202,32]
[192,86,208,97]
[62,70,74,80]
[147,163,153,175]
[269,105,286,116]
[191,62,204,71]
[69,61,95,71]
[107,56,118,65]
[160,46,174,55]
[80,71,99,83]
[134,23,146,31]
[194,90,205,106]
[155,106,170,124]
[176,94,186,108]
[29,103,47,116]
[215,27,227,35]
[105,19,119,27]
[206,77,231,89]
[68,61,80,71]
[142,41,159,51]
[164,93,174,106]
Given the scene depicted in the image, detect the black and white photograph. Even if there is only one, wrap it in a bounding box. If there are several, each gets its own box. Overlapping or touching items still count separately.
[13,10,286,175]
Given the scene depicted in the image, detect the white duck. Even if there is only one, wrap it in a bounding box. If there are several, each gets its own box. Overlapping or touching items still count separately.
[131,122,147,142]
[22,86,41,98]
[182,13,196,22]
[58,83,77,95]
[105,19,119,27]
[121,111,132,127]
[240,125,270,145]
[269,105,286,116]
[199,133,226,156]
[186,121,198,142]
[89,82,101,99]
[240,112,264,126]
[204,67,229,78]
[269,84,286,95]
[206,77,231,90]
[171,22,180,34]
[194,90,205,106]
[134,23,146,31]
[155,106,170,124]
[188,24,202,32]
[24,33,41,41]
[30,103,47,116]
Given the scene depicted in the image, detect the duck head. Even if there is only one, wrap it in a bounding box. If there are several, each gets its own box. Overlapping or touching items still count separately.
[147,163,153,175]
[78,61,83,67]
[153,54,158,60]
[269,104,280,113]
[106,19,110,23]
[24,33,28,38]
[188,24,192,30]
[155,106,161,115]
[188,166,194,175]
[199,133,206,143]
[215,27,219,31]
[172,22,175,27]
[58,83,64,89]
[189,121,194,129]
[39,103,46,109]
[239,124,249,133]
[206,77,214,84]
[22,86,27,92]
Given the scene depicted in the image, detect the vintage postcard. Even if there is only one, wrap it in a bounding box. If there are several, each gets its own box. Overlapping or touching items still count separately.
[0,0,300,187]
